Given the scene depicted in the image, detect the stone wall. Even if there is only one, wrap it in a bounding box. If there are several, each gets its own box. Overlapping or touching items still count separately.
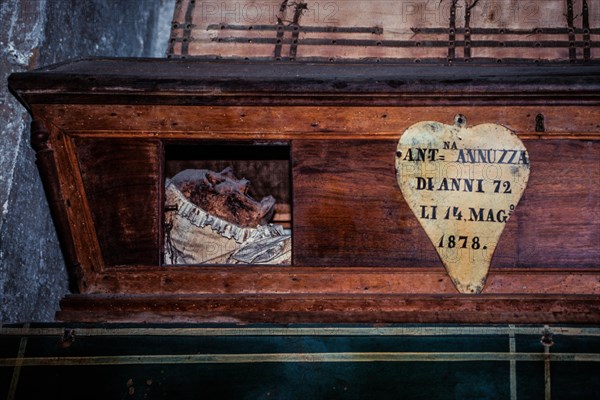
[0,0,174,323]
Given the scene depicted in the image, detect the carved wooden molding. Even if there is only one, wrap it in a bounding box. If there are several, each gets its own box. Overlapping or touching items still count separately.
[30,119,84,293]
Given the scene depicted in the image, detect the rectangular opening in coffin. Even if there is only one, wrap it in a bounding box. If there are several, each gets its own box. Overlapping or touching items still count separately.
[164,142,292,266]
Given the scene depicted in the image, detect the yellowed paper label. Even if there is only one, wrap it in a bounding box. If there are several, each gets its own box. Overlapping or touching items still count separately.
[396,115,530,294]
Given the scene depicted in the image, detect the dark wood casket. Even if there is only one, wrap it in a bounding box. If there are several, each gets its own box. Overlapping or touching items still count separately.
[7,0,600,323]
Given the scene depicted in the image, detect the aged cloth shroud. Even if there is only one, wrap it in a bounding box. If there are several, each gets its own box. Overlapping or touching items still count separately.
[396,116,530,294]
[164,169,291,265]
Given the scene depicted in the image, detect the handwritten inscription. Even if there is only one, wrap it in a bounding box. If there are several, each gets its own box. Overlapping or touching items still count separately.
[395,117,530,294]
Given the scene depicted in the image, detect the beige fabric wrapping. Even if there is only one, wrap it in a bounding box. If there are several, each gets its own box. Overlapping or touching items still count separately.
[164,182,291,265]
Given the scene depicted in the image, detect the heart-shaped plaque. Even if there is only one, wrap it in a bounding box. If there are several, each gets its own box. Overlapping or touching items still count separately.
[395,115,530,294]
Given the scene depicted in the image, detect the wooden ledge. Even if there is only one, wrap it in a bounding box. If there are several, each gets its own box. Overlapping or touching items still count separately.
[57,293,600,324]
[89,267,600,296]
[9,58,600,107]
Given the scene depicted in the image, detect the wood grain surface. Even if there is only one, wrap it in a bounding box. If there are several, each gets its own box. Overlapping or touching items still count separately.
[10,60,600,107]
[74,138,162,266]
[292,140,599,268]
[57,293,600,323]
[89,266,600,295]
[34,104,600,140]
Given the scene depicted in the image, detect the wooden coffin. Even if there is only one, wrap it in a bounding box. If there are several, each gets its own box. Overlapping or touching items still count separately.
[7,58,600,323]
